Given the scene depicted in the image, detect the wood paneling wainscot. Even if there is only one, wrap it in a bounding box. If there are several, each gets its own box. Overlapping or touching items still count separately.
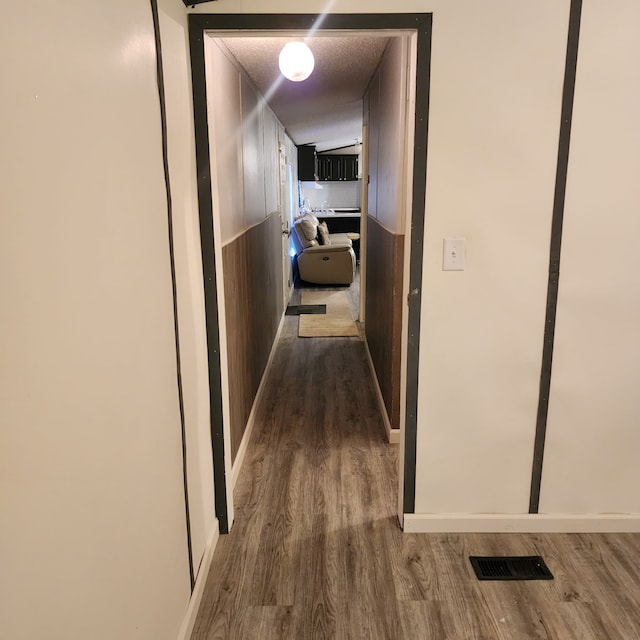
[222,212,284,461]
[364,215,404,430]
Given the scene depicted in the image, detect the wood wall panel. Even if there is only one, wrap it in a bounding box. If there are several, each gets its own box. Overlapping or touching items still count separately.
[365,216,404,430]
[223,213,284,461]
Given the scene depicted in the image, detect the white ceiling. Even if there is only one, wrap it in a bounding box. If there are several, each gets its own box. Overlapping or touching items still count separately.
[220,35,391,152]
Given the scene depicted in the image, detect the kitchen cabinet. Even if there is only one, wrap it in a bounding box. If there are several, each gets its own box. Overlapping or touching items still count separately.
[297,145,318,181]
[340,155,359,181]
[317,154,359,181]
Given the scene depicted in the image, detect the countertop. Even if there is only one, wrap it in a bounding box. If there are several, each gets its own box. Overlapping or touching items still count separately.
[315,208,361,218]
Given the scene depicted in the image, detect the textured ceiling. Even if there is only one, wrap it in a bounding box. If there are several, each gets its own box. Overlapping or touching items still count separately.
[220,35,390,152]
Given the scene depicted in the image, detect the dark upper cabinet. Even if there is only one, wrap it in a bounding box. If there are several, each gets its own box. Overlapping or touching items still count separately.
[317,154,359,181]
[298,148,359,182]
[316,155,332,181]
[341,155,359,181]
[297,145,318,181]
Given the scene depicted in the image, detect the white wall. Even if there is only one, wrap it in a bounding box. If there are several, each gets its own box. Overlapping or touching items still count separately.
[158,0,217,585]
[185,0,640,527]
[364,36,409,233]
[0,1,194,638]
[373,37,409,233]
[415,0,569,515]
[206,38,285,243]
[206,39,245,243]
[540,0,640,515]
[300,181,361,210]
[241,73,268,226]
[366,70,380,218]
[263,107,281,215]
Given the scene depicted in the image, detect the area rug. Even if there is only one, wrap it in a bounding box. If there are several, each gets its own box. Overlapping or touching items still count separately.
[298,290,358,337]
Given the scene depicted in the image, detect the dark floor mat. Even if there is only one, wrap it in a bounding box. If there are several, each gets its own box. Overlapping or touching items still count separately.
[285,304,327,316]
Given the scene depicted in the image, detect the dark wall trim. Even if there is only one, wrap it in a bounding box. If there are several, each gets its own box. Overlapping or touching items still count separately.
[403,15,432,515]
[189,12,433,31]
[149,0,194,586]
[188,18,229,534]
[188,11,431,528]
[529,0,583,513]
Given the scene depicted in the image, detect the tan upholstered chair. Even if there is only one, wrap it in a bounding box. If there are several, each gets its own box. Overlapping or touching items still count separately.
[290,214,355,285]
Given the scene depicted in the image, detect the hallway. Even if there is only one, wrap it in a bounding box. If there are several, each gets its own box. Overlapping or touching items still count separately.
[191,277,401,638]
[190,292,640,640]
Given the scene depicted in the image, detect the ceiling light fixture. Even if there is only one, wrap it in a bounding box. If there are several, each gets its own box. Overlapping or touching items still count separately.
[278,42,315,82]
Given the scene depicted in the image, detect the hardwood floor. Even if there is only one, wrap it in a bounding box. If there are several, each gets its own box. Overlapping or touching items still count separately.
[190,282,640,639]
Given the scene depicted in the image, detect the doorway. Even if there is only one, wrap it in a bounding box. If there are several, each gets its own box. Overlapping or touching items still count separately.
[188,13,431,533]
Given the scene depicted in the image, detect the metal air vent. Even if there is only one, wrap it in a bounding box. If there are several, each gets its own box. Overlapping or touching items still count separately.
[469,556,554,581]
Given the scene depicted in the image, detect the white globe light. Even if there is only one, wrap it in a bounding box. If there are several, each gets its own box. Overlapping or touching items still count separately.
[278,42,315,82]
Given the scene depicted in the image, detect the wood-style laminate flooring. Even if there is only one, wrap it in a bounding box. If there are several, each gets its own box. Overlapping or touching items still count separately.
[191,279,640,640]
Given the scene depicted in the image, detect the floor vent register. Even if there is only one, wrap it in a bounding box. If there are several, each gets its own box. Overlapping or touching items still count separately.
[469,556,554,581]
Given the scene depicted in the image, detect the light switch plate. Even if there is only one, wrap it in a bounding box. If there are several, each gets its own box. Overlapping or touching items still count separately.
[443,237,466,271]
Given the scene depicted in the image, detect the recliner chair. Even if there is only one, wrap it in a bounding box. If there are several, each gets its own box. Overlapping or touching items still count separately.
[290,214,356,285]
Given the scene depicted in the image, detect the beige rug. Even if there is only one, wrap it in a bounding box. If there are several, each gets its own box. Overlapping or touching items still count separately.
[298,290,359,337]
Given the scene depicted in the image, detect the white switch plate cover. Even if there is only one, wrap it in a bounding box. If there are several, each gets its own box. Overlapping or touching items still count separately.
[443,237,466,271]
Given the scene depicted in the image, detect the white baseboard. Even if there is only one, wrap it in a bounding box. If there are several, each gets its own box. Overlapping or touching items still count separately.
[177,520,220,640]
[363,338,398,444]
[231,313,286,490]
[403,513,640,533]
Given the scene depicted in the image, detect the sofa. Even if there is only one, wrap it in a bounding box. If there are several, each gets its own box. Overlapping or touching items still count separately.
[291,213,356,285]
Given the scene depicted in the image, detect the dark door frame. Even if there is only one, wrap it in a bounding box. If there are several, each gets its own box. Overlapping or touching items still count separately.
[188,13,432,533]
